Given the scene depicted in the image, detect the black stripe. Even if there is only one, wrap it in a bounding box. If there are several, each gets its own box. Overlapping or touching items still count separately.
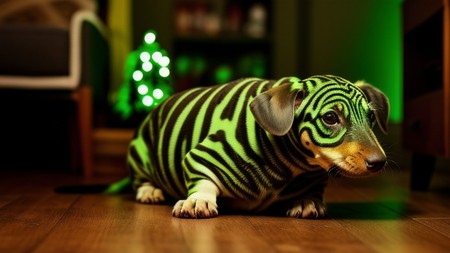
[187,150,256,200]
[160,89,203,184]
[219,79,254,120]
[212,130,261,198]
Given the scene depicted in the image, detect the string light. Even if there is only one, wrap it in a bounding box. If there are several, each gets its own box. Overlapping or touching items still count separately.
[159,67,170,77]
[140,52,151,62]
[143,95,153,106]
[152,52,163,64]
[114,30,173,120]
[138,84,149,95]
[144,32,156,44]
[133,70,143,81]
[153,88,164,99]
[159,56,170,67]
[142,62,153,72]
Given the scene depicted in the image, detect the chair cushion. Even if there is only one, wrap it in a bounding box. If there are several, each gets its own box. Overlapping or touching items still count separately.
[0,25,69,76]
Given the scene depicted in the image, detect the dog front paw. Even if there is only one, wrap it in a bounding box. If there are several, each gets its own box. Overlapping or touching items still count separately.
[136,183,165,204]
[172,198,218,218]
[286,198,327,219]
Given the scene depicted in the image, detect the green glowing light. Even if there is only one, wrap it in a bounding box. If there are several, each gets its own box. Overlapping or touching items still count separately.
[193,57,206,74]
[252,65,265,77]
[133,70,143,81]
[153,88,164,99]
[159,56,170,67]
[144,32,156,44]
[142,62,153,72]
[140,52,150,62]
[215,65,233,84]
[175,55,190,75]
[138,84,149,95]
[159,67,170,77]
[142,95,153,106]
[152,52,163,63]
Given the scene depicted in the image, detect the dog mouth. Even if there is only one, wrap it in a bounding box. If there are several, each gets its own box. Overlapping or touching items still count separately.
[327,163,377,178]
[328,166,366,178]
[328,165,344,178]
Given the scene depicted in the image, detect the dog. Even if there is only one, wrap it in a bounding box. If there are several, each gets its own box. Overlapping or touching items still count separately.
[127,75,389,218]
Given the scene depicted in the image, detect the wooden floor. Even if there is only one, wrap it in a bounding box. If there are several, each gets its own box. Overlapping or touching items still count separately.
[1,167,449,253]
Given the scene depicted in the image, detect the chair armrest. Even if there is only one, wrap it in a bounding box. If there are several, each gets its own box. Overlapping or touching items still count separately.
[0,10,109,90]
[75,10,110,109]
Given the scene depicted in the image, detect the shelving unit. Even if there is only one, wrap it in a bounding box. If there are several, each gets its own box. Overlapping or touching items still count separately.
[171,0,273,90]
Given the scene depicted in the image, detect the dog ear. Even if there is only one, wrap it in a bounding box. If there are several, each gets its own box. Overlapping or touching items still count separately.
[355,81,390,134]
[250,82,304,136]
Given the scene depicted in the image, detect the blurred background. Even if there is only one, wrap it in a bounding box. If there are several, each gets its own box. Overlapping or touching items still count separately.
[0,0,447,190]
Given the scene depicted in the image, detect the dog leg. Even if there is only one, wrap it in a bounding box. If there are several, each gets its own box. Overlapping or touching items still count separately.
[172,179,219,218]
[286,197,327,219]
[136,182,165,204]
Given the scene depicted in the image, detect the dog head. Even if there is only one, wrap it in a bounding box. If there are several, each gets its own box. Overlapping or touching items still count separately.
[250,75,390,177]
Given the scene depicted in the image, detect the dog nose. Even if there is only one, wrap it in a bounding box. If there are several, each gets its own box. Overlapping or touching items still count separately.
[365,157,386,172]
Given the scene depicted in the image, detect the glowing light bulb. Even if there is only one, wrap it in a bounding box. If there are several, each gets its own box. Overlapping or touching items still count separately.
[140,52,150,62]
[142,62,153,72]
[143,95,153,106]
[133,70,143,81]
[152,52,162,63]
[159,56,170,67]
[159,67,170,77]
[153,88,164,99]
[138,84,149,95]
[144,32,156,44]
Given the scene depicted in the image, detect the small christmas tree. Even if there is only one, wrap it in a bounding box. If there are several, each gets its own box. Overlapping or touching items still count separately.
[114,30,173,120]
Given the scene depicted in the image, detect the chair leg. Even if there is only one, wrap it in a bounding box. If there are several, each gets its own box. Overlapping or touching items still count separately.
[69,111,80,171]
[75,86,93,177]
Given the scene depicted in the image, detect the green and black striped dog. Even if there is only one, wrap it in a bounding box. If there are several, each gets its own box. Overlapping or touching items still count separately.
[128,75,389,219]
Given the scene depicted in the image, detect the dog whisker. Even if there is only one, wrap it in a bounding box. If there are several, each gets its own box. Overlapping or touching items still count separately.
[328,164,343,178]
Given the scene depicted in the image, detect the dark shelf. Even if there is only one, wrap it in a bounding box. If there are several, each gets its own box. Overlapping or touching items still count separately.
[174,34,271,45]
[171,0,273,89]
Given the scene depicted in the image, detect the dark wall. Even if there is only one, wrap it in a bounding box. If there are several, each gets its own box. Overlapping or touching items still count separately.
[131,0,403,122]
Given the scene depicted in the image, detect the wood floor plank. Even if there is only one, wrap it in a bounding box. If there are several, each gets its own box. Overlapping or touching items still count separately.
[414,218,450,238]
[323,174,450,253]
[173,216,276,253]
[0,194,21,208]
[330,172,450,220]
[246,217,376,253]
[34,195,189,253]
[35,195,294,253]
[0,193,79,253]
[333,218,450,253]
[404,193,450,219]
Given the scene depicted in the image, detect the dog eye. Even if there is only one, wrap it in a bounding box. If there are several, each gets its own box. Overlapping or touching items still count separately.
[322,112,340,125]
